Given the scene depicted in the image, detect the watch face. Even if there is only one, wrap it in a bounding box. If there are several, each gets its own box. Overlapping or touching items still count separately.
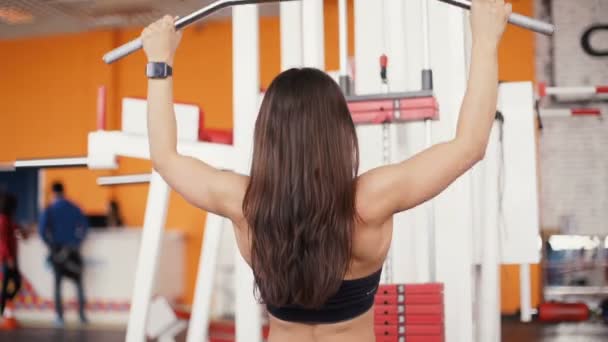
[147,62,168,78]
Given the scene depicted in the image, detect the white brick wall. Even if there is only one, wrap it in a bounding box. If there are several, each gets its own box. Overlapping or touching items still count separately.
[535,0,608,235]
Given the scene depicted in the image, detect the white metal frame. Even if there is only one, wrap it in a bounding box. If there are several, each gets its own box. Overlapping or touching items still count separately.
[125,171,171,342]
[232,4,262,342]
[539,83,608,98]
[302,0,324,69]
[477,122,501,341]
[97,173,152,186]
[280,1,302,70]
[539,108,602,118]
[186,214,225,342]
[13,157,89,169]
[85,129,238,342]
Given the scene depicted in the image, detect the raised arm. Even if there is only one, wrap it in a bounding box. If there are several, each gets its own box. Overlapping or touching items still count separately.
[142,16,247,220]
[357,0,511,223]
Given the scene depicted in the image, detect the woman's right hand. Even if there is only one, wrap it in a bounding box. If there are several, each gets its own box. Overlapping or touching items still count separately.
[470,0,512,50]
[142,15,182,66]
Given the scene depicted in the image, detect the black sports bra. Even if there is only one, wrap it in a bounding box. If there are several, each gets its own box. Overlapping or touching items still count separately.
[266,268,382,324]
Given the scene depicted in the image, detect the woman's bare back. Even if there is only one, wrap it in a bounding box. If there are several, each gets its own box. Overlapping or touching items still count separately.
[231,182,393,342]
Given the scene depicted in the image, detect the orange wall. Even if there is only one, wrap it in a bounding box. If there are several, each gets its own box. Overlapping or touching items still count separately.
[0,31,116,213]
[1,0,537,309]
[498,0,536,82]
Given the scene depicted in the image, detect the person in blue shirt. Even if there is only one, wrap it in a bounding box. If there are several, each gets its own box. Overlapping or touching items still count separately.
[39,181,88,326]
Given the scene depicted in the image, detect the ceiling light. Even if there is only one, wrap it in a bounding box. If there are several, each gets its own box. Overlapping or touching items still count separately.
[0,8,34,24]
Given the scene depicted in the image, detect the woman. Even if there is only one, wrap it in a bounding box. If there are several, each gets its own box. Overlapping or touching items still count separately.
[141,0,511,340]
[0,193,22,316]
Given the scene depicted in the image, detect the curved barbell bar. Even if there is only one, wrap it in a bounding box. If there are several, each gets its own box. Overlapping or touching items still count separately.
[436,0,555,35]
[103,0,298,64]
[1,157,89,170]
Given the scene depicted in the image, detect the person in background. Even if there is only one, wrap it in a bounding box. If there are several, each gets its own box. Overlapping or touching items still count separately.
[106,199,123,227]
[0,192,22,317]
[39,182,88,326]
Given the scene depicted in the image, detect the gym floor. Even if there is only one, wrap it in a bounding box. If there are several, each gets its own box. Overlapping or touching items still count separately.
[0,319,607,342]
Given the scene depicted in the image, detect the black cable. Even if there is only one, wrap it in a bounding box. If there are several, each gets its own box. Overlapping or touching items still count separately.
[495,111,507,241]
[535,99,544,131]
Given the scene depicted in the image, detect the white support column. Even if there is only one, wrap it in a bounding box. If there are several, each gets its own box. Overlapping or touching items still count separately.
[302,0,324,69]
[338,0,348,77]
[354,2,475,339]
[186,214,225,342]
[233,4,261,342]
[402,0,431,284]
[520,264,533,322]
[478,123,501,342]
[386,0,422,284]
[354,0,384,94]
[353,0,396,283]
[428,1,475,341]
[280,1,303,70]
[126,171,170,342]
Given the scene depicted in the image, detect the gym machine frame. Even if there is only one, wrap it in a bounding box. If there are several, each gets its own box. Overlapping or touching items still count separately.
[537,82,606,122]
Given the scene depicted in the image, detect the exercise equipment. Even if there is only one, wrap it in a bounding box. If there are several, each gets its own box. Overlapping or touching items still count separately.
[102,0,297,64]
[103,0,555,64]
[436,0,555,35]
[97,174,152,186]
[146,297,188,342]
[338,0,440,285]
[538,302,590,323]
[538,82,608,98]
[8,157,89,169]
[200,283,445,342]
[539,108,602,118]
[97,86,107,131]
[536,81,606,126]
[347,92,439,124]
[374,283,445,341]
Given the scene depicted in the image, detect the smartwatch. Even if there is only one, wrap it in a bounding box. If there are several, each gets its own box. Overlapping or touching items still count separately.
[146,62,173,79]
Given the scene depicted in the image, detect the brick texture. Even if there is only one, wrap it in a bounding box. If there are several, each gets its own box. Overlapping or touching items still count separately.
[535,0,608,234]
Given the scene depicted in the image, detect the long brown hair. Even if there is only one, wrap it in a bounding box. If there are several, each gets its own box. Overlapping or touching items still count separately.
[243,68,359,309]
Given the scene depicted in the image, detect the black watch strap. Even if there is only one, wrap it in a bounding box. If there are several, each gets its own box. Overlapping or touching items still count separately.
[146,62,173,79]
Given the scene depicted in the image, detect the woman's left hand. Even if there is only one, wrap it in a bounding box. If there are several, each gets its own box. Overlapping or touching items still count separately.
[142,15,182,66]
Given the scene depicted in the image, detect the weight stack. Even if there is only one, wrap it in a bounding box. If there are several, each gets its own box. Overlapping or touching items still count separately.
[374,283,445,342]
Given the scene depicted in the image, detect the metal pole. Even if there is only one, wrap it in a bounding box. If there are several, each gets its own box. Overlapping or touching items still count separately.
[97,174,151,186]
[233,4,261,341]
[186,214,225,342]
[338,0,351,94]
[125,171,171,342]
[421,0,437,283]
[103,0,298,63]
[280,1,303,70]
[520,264,533,322]
[436,0,555,35]
[11,157,88,169]
[302,0,325,69]
[421,0,433,89]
